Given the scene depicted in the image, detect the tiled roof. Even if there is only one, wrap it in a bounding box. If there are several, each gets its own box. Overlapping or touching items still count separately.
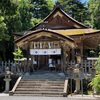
[53,28,100,36]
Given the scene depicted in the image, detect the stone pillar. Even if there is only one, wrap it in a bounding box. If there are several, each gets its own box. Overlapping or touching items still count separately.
[74,78,80,93]
[4,78,11,93]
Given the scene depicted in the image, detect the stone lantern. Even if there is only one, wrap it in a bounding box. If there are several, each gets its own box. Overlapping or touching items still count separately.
[73,65,80,94]
[67,67,74,96]
[79,67,84,96]
[4,67,12,93]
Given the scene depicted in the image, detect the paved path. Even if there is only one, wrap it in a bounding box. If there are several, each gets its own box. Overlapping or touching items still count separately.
[0,95,99,100]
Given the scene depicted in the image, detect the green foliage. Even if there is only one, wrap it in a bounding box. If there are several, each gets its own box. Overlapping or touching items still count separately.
[94,53,100,74]
[89,75,100,93]
[0,0,100,61]
[17,0,34,31]
[88,0,100,29]
[0,0,55,60]
[57,0,88,23]
[0,0,34,60]
[31,0,54,20]
[0,16,10,41]
[13,47,23,61]
[89,53,100,93]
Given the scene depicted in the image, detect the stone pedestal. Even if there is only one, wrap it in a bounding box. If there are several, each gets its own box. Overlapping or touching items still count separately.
[4,78,11,93]
[74,78,80,93]
[93,87,98,94]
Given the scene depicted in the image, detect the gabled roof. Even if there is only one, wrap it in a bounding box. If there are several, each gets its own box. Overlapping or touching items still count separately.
[15,29,74,43]
[15,29,75,48]
[29,6,88,31]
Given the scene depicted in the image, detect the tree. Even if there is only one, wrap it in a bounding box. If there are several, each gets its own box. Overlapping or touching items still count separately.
[0,0,18,60]
[13,47,23,61]
[83,0,100,57]
[0,16,10,61]
[31,0,54,25]
[88,0,100,29]
[16,0,34,31]
[0,0,34,60]
[13,47,24,72]
[57,0,88,23]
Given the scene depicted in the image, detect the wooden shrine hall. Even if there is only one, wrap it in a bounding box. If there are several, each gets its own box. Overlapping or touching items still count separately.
[14,2,100,72]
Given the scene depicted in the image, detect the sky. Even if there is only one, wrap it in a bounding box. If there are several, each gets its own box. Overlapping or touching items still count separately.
[54,0,88,3]
[80,0,88,3]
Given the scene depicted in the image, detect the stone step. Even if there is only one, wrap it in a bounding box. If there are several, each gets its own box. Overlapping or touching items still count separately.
[14,91,63,95]
[14,72,65,97]
[22,73,65,80]
[22,78,65,81]
[16,88,63,91]
[21,80,64,83]
[18,83,64,86]
[20,81,64,84]
[13,93,63,97]
[17,86,64,89]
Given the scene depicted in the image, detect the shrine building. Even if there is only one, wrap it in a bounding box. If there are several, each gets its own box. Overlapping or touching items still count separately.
[14,3,100,72]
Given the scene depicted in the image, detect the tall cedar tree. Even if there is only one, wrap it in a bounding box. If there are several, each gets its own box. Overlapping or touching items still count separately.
[57,0,88,23]
[31,0,54,24]
[88,0,100,29]
[0,0,34,60]
[0,0,17,61]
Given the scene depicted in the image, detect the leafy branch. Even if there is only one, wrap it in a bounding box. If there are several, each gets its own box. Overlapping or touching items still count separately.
[13,47,23,61]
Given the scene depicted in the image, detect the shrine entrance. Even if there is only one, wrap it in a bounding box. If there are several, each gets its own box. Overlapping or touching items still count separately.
[33,55,61,71]
[30,42,62,71]
[15,30,75,72]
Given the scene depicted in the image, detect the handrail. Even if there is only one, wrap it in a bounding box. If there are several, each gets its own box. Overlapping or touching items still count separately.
[9,76,22,95]
[63,77,68,97]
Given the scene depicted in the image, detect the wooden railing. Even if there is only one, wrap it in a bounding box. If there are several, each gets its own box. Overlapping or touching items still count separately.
[0,61,22,74]
[0,60,96,74]
[68,60,96,73]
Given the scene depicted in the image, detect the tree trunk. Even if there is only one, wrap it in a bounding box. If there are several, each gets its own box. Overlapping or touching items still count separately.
[3,49,6,61]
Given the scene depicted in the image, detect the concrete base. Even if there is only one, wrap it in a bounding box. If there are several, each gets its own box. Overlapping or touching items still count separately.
[4,78,11,93]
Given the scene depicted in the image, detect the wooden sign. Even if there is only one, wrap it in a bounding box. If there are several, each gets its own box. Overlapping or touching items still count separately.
[30,49,61,55]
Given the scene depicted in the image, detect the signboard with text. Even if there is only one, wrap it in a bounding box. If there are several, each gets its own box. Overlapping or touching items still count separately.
[30,49,61,55]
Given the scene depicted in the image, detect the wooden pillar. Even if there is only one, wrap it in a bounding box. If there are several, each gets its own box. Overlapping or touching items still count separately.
[80,45,83,67]
[63,49,66,72]
[61,42,64,72]
[26,42,30,72]
[31,55,34,70]
[61,41,66,72]
[72,48,75,61]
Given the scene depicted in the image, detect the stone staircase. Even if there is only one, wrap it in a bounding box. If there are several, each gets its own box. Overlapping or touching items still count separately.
[13,71,66,96]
